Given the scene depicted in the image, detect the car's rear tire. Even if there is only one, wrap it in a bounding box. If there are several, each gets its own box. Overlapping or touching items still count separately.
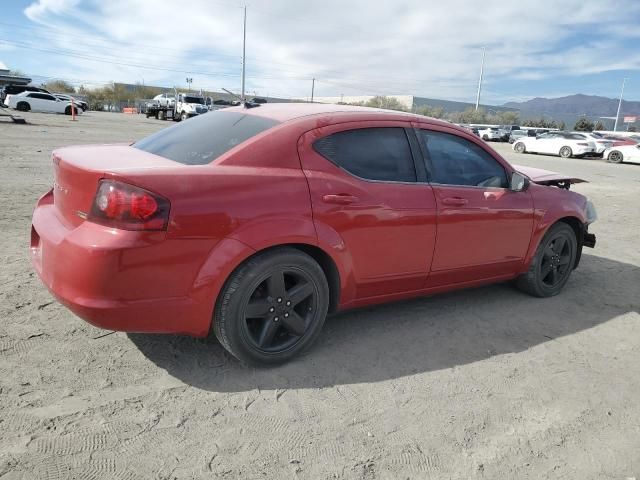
[213,248,330,365]
[514,142,526,153]
[607,150,624,164]
[16,102,30,112]
[515,222,577,298]
[482,134,489,141]
[559,146,573,158]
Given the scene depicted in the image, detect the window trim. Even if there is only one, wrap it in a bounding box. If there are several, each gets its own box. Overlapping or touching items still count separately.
[312,125,425,185]
[414,127,510,190]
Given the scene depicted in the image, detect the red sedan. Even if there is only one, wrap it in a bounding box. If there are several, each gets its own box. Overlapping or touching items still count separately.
[30,103,597,364]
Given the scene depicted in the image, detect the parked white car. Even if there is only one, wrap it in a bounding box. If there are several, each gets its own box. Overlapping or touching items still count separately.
[478,127,504,141]
[512,131,596,158]
[602,144,640,164]
[5,91,81,115]
[153,93,175,108]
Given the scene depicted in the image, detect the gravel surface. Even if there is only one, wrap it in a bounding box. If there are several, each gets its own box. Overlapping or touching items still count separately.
[1,111,639,479]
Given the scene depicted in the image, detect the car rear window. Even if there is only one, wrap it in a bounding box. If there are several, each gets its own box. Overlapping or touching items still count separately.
[133,111,280,165]
[313,127,417,183]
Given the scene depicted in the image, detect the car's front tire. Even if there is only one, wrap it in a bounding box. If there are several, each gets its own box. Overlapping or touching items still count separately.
[606,150,624,164]
[181,112,189,121]
[515,222,577,298]
[213,248,330,365]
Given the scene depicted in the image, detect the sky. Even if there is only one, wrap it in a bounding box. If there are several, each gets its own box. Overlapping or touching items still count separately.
[1,0,639,105]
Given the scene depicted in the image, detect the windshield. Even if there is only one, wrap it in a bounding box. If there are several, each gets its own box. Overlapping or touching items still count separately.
[183,96,204,104]
[133,110,280,165]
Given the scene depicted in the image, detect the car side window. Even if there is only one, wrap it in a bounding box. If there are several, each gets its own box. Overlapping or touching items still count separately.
[417,130,508,188]
[29,93,54,101]
[313,127,417,183]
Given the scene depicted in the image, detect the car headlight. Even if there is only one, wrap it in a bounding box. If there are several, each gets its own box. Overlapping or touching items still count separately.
[585,199,597,224]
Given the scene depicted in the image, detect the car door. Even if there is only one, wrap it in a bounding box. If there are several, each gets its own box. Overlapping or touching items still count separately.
[530,132,557,154]
[41,93,62,113]
[29,93,56,112]
[414,126,534,286]
[298,122,437,299]
[25,93,44,111]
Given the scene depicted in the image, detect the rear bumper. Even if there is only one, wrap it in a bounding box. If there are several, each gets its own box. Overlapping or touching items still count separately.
[30,190,215,336]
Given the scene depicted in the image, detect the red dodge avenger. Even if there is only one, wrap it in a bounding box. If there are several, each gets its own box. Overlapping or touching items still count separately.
[31,103,597,364]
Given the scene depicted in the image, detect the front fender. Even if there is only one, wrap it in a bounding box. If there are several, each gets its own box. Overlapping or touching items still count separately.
[521,184,588,272]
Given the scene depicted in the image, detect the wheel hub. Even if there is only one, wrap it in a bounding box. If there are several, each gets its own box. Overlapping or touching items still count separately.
[271,297,292,321]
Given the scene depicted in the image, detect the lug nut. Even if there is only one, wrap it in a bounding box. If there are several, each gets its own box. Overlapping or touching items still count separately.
[274,316,279,322]
[277,297,282,303]
[286,301,291,306]
[284,312,289,318]
[269,307,275,313]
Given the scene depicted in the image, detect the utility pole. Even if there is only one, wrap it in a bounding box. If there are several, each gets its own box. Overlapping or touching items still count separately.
[311,78,315,103]
[186,77,193,92]
[241,5,247,102]
[475,46,486,111]
[613,77,627,132]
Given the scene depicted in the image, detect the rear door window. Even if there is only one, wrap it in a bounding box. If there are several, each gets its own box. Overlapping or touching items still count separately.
[134,110,280,165]
[313,127,417,182]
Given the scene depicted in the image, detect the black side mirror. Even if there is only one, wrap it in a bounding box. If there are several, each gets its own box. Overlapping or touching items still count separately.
[510,172,529,192]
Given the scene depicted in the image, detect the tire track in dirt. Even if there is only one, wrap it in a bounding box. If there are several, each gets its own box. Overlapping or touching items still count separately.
[30,431,113,456]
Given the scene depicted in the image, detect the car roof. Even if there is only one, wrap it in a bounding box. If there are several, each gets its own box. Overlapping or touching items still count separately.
[220,102,455,128]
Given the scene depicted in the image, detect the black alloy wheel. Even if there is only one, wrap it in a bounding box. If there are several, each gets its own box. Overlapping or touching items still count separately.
[539,233,573,288]
[242,268,317,353]
[213,248,329,365]
[515,222,577,297]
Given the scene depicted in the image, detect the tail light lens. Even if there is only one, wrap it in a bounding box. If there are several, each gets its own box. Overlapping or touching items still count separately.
[89,180,170,231]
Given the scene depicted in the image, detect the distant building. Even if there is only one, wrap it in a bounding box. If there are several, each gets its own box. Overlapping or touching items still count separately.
[0,68,32,88]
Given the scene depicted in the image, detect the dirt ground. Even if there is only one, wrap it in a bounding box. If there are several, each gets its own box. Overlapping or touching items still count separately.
[0,111,639,480]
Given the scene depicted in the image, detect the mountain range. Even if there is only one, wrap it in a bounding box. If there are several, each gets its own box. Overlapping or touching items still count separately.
[504,94,640,117]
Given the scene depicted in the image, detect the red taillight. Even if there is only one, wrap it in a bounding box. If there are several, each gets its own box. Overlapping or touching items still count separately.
[89,180,169,231]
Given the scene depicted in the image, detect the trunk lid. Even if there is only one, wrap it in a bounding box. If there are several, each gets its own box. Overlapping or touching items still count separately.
[52,144,179,227]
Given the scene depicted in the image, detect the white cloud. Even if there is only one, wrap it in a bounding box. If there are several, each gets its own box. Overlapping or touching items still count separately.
[0,61,7,70]
[25,0,81,21]
[18,0,640,102]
